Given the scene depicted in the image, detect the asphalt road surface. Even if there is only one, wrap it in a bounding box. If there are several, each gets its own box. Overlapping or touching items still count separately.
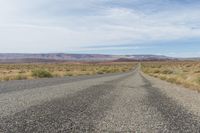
[0,68,200,132]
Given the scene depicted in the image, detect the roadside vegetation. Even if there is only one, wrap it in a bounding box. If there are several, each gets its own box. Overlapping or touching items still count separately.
[0,62,135,81]
[141,61,200,92]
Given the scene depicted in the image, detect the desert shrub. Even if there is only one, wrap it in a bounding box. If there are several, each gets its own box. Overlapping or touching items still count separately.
[111,68,120,73]
[183,69,189,72]
[166,77,177,84]
[196,77,200,84]
[104,68,114,73]
[15,75,28,80]
[3,76,10,81]
[32,69,53,78]
[141,68,149,73]
[157,65,162,68]
[98,68,108,73]
[0,62,135,81]
[53,74,60,77]
[65,69,71,72]
[81,68,87,71]
[97,70,104,74]
[122,69,127,72]
[148,69,160,73]
[152,75,158,78]
[152,69,161,73]
[194,70,200,73]
[160,76,167,80]
[186,64,192,67]
[65,73,73,76]
[18,70,26,74]
[149,65,156,68]
[161,69,173,74]
[85,72,91,75]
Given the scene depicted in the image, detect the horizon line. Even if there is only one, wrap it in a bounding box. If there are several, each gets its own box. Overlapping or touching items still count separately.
[0,53,199,58]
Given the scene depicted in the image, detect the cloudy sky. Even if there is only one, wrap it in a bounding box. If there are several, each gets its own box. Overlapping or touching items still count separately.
[0,0,200,57]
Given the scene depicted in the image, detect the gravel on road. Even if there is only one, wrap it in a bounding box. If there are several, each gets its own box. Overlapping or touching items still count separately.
[0,68,200,132]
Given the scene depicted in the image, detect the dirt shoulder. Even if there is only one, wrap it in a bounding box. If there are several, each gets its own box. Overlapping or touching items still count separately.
[141,71,200,117]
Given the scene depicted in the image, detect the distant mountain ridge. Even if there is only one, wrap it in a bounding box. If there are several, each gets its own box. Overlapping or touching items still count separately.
[0,53,176,63]
[0,53,117,61]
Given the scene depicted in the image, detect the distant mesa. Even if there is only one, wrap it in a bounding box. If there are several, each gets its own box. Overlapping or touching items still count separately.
[0,53,178,63]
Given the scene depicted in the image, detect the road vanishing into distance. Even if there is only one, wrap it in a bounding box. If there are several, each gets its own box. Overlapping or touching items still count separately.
[0,67,200,132]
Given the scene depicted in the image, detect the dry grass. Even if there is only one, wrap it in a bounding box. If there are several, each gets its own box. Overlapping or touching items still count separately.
[141,61,200,92]
[0,62,135,81]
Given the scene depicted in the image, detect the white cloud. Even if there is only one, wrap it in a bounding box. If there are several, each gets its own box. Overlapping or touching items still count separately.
[0,0,200,53]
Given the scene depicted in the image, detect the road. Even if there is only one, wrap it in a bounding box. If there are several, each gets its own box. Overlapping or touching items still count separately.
[0,67,200,132]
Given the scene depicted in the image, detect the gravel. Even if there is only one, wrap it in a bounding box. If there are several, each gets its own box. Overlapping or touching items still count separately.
[0,72,129,94]
[0,68,200,132]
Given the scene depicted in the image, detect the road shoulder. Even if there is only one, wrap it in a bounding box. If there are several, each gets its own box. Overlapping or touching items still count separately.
[140,71,200,117]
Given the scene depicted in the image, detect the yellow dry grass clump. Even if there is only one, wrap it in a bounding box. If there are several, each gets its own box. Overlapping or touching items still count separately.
[0,62,135,81]
[141,61,200,92]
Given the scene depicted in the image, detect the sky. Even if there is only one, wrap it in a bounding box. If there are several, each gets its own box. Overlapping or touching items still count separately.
[0,0,200,57]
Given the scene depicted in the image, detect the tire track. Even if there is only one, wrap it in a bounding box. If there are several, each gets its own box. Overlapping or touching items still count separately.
[0,84,115,133]
[0,71,135,133]
[141,74,200,132]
